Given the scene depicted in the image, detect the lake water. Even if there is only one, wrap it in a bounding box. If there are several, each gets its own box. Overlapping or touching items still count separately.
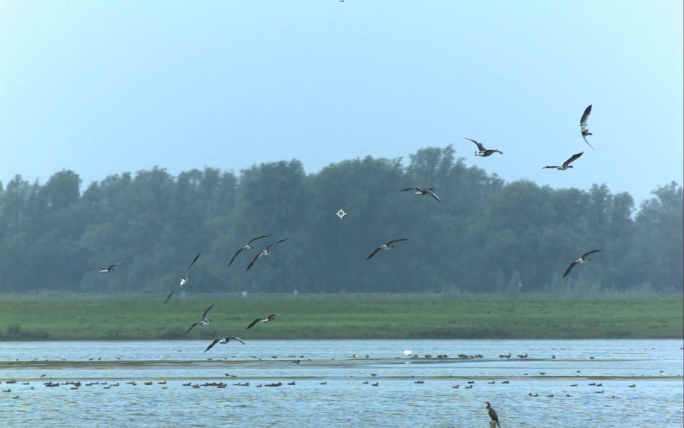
[1,339,682,427]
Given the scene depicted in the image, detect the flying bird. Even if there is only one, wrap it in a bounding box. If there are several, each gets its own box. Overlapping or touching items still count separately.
[227,235,271,266]
[186,304,214,334]
[246,314,282,330]
[164,252,200,303]
[400,187,440,202]
[83,263,124,274]
[486,402,501,427]
[204,336,245,353]
[366,239,408,260]
[580,104,594,150]
[563,249,601,278]
[465,138,503,157]
[543,152,583,170]
[246,238,289,272]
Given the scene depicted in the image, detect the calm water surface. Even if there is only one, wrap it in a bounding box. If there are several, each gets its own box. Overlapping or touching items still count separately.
[1,339,682,427]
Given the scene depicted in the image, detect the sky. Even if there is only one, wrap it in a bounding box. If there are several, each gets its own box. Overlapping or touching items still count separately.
[1,0,682,205]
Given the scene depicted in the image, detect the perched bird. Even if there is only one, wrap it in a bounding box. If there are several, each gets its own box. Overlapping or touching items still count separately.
[204,336,245,353]
[227,235,271,266]
[246,238,289,272]
[165,252,200,303]
[246,314,282,330]
[543,152,583,170]
[83,263,124,274]
[400,187,441,202]
[186,304,214,333]
[366,239,408,260]
[486,402,501,427]
[580,104,594,150]
[563,249,602,278]
[465,138,503,157]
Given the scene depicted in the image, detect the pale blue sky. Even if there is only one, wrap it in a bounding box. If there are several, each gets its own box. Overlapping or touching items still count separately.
[1,0,682,204]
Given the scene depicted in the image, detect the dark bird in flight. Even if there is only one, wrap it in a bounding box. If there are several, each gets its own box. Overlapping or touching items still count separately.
[400,187,441,202]
[246,314,282,330]
[366,239,408,260]
[227,235,271,267]
[543,152,583,170]
[486,402,501,427]
[246,238,289,271]
[204,336,245,353]
[83,263,124,274]
[563,249,601,278]
[165,252,200,303]
[580,104,594,150]
[186,304,214,334]
[465,138,503,157]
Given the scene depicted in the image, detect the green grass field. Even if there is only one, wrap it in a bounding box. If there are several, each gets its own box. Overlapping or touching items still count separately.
[0,295,681,340]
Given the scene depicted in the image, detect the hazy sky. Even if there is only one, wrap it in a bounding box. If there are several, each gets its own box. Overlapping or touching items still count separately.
[1,0,682,204]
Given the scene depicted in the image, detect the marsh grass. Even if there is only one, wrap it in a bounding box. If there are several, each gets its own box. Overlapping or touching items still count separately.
[0,295,681,341]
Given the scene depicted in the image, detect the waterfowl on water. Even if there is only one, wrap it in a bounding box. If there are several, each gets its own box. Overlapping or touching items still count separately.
[164,252,200,303]
[465,138,503,157]
[580,104,595,150]
[204,336,245,353]
[186,304,214,333]
[83,263,124,274]
[227,235,271,267]
[400,187,441,202]
[563,249,601,278]
[486,402,501,427]
[543,152,583,170]
[246,238,289,272]
[246,314,282,330]
[366,239,408,260]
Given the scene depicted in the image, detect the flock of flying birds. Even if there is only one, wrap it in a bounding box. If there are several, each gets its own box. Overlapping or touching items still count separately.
[81,105,602,358]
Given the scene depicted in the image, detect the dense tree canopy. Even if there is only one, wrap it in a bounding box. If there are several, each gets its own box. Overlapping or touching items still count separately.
[1,148,682,296]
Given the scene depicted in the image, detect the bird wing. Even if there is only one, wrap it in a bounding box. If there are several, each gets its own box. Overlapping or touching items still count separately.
[106,263,122,270]
[231,337,245,345]
[274,238,289,246]
[246,318,261,330]
[542,166,559,169]
[387,238,408,246]
[267,314,280,320]
[227,248,245,266]
[248,234,271,245]
[186,323,199,334]
[464,138,485,151]
[182,252,201,276]
[580,104,592,126]
[427,190,441,202]
[400,188,419,192]
[202,304,214,321]
[563,261,579,278]
[563,152,584,167]
[581,249,602,260]
[366,247,382,260]
[581,134,595,150]
[204,339,220,353]
[246,253,261,271]
[164,287,177,303]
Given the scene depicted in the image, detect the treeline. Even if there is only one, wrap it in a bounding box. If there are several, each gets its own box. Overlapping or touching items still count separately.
[0,146,682,296]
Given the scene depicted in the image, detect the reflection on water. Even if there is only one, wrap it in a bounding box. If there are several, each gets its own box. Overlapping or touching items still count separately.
[1,340,682,427]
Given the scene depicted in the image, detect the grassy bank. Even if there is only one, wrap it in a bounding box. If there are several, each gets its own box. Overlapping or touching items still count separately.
[0,296,681,340]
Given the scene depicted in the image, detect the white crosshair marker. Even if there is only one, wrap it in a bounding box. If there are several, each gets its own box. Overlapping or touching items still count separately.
[336,209,347,219]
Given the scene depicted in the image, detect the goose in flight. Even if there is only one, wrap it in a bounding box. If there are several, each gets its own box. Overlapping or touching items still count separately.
[400,187,441,202]
[246,238,289,271]
[465,138,503,157]
[580,104,595,150]
[543,152,583,170]
[83,263,124,274]
[186,304,214,334]
[486,402,501,427]
[246,314,282,330]
[366,239,408,260]
[227,235,271,267]
[563,249,601,278]
[164,252,200,303]
[204,336,245,353]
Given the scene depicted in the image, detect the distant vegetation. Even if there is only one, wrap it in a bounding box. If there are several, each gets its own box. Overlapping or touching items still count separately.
[0,295,681,341]
[0,146,682,296]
